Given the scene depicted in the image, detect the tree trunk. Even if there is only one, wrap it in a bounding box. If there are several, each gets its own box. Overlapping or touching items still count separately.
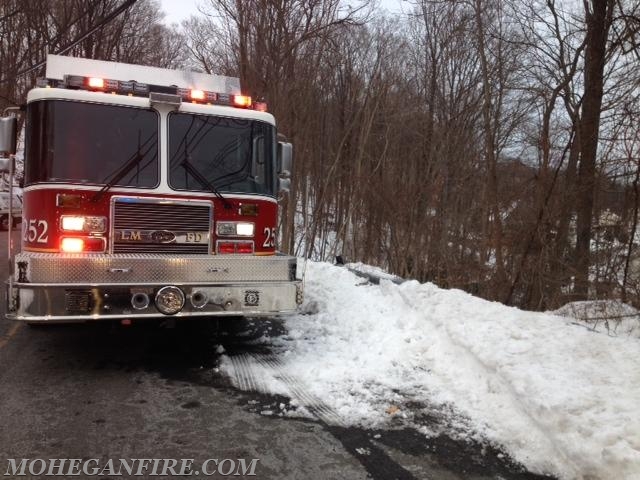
[574,0,613,298]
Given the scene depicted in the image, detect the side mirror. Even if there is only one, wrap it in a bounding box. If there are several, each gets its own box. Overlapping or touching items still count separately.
[277,141,293,194]
[0,116,17,158]
[277,142,293,177]
[278,177,291,193]
[0,156,14,174]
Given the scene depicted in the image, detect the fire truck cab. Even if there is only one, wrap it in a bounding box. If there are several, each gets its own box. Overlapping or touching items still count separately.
[0,55,301,323]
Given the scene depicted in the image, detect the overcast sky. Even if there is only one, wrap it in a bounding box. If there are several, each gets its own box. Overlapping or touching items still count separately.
[159,0,405,25]
[159,0,202,25]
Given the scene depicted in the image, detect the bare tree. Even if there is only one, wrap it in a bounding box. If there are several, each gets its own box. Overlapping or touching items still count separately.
[0,0,186,113]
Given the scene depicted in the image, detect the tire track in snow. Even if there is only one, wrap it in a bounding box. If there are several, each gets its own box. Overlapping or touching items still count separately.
[252,354,345,426]
[227,353,345,426]
[393,285,577,474]
[227,353,265,392]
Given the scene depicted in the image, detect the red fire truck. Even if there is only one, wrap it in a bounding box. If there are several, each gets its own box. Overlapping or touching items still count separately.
[0,55,301,323]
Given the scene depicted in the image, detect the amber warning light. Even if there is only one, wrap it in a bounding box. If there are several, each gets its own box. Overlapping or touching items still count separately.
[88,77,105,89]
[190,89,205,101]
[233,95,252,108]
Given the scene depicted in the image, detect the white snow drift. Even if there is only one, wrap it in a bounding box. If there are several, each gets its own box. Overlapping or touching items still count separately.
[221,261,640,480]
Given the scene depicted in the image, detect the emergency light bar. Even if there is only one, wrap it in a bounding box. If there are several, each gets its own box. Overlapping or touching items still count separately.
[36,75,267,112]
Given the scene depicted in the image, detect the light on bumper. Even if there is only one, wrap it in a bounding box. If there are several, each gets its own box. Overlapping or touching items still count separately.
[155,286,185,315]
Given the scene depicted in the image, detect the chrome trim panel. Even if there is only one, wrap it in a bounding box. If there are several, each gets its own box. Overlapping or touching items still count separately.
[14,252,296,284]
[9,282,300,322]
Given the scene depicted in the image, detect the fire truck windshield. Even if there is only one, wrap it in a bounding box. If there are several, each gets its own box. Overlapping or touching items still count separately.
[25,100,159,188]
[169,112,276,196]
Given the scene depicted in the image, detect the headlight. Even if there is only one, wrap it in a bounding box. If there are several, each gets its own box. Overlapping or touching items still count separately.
[60,216,107,233]
[216,221,254,237]
[236,222,254,236]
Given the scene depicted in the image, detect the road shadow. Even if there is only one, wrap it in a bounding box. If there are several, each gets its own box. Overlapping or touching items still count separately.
[22,316,281,374]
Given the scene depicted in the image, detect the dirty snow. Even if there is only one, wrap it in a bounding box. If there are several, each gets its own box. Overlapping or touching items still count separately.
[221,261,640,480]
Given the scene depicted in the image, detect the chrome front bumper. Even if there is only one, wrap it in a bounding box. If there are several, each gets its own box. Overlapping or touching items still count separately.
[8,252,302,322]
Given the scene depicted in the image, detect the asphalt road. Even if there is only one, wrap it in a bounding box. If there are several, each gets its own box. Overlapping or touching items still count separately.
[0,230,556,480]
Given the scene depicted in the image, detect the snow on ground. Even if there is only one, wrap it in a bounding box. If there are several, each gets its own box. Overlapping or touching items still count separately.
[221,261,640,480]
[551,300,640,339]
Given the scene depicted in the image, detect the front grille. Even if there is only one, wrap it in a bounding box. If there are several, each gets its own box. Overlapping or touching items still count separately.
[112,199,212,254]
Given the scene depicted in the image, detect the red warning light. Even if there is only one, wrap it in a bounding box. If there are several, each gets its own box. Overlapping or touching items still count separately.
[61,237,84,253]
[218,242,236,254]
[253,102,268,112]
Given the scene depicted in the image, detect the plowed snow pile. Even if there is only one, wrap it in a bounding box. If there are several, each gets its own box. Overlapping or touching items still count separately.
[225,262,640,480]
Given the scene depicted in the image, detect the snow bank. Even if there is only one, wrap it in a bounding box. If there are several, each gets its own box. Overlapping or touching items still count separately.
[551,300,640,339]
[254,262,640,480]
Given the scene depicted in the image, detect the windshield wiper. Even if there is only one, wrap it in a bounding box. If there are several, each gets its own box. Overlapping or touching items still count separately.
[180,156,233,209]
[91,131,156,203]
[208,122,255,188]
[173,132,233,209]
